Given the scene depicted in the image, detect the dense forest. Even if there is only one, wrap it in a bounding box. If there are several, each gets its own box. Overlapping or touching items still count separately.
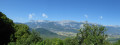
[0,12,120,45]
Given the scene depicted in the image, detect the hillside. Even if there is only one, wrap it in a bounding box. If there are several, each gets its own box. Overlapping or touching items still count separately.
[35,28,66,39]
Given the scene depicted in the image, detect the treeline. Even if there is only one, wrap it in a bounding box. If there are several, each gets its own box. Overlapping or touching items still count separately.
[0,12,120,45]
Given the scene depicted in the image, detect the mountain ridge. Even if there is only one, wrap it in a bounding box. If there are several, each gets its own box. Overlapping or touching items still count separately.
[24,20,120,37]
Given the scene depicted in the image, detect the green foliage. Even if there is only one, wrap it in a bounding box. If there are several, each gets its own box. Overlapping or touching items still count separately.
[63,38,79,45]
[39,38,79,45]
[14,24,30,41]
[0,12,15,45]
[8,24,42,45]
[76,22,109,45]
[113,40,120,45]
[63,38,73,45]
[40,38,63,45]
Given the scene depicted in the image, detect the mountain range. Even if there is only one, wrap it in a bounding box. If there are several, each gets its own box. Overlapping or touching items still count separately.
[24,20,120,37]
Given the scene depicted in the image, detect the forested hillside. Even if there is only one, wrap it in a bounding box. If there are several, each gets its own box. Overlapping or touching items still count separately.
[0,12,15,45]
[35,28,66,39]
[1,12,120,45]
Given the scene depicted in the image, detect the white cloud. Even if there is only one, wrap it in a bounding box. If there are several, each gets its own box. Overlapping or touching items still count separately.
[29,13,35,19]
[100,16,103,19]
[42,13,48,18]
[84,14,88,18]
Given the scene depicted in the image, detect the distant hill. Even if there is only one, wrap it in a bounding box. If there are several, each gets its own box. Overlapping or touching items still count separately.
[35,28,66,39]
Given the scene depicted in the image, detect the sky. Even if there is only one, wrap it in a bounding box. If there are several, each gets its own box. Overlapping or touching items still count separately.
[0,0,120,26]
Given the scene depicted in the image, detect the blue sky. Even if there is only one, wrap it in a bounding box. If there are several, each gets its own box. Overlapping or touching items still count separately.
[0,0,120,26]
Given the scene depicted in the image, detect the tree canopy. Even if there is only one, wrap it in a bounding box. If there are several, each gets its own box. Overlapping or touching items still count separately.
[0,12,15,45]
[76,23,109,45]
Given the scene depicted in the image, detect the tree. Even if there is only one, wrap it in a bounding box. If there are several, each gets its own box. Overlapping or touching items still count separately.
[76,22,108,45]
[13,24,30,45]
[9,24,42,45]
[0,12,15,45]
[14,24,30,42]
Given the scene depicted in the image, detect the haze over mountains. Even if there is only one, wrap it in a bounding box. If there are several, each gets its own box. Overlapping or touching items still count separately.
[23,20,120,37]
